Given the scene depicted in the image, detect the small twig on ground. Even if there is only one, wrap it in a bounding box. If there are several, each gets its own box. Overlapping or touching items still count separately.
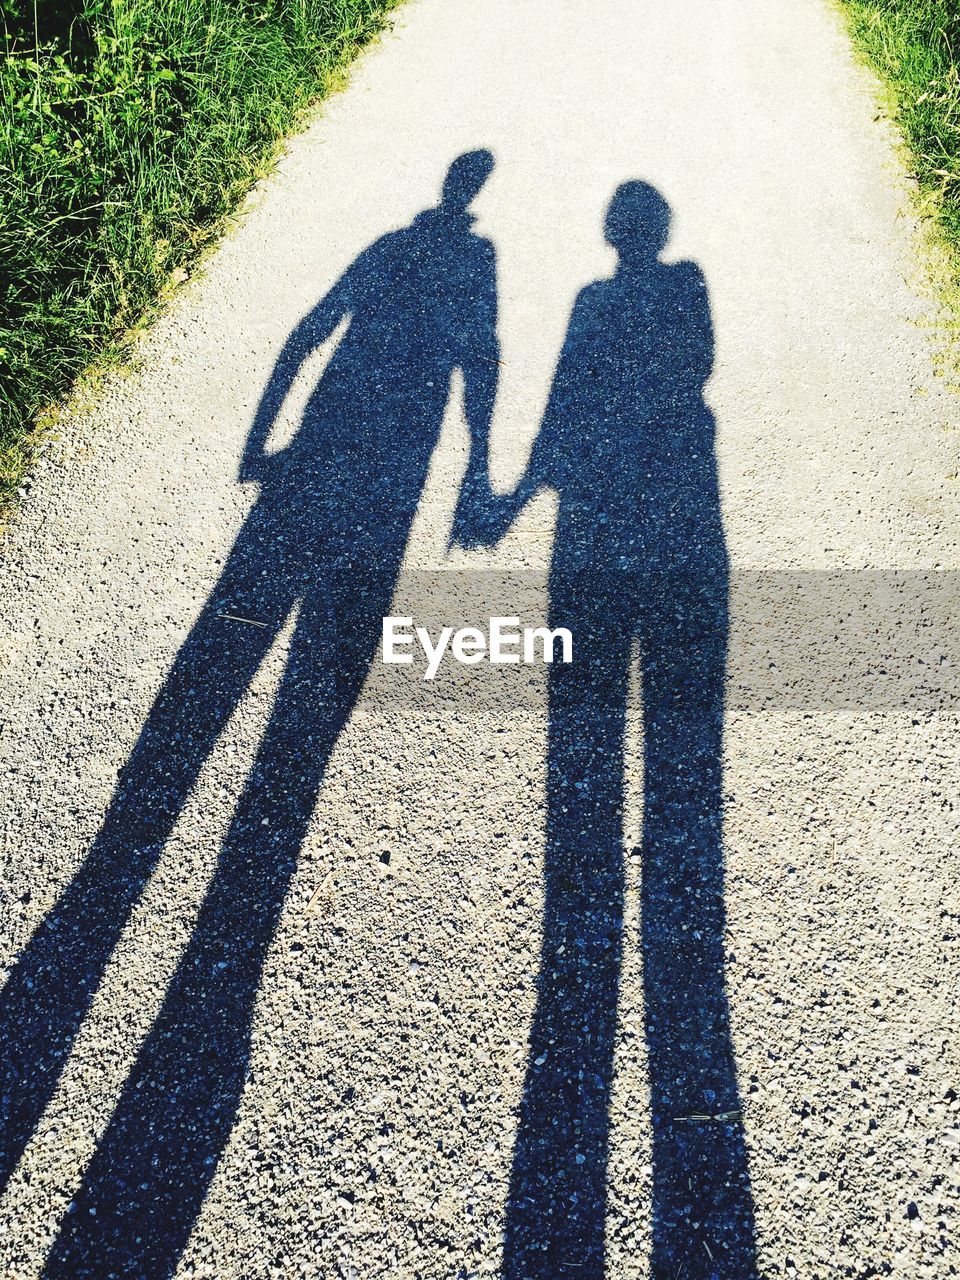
[216,612,269,628]
[304,869,336,915]
[673,1110,741,1122]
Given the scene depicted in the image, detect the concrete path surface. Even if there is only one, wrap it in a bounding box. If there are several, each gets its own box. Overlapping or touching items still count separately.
[1,1,958,1277]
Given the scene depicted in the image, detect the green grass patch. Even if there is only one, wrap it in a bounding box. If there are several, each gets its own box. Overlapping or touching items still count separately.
[838,0,960,362]
[0,0,399,509]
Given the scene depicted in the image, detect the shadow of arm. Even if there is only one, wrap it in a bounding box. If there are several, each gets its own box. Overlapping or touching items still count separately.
[240,274,353,484]
[449,237,504,548]
[451,273,586,550]
[678,260,714,390]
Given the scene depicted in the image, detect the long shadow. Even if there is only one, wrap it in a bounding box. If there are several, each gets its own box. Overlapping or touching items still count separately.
[461,182,756,1278]
[0,150,500,1278]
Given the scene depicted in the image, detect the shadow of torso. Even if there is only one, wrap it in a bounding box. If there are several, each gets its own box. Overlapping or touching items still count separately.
[267,207,495,564]
[537,259,726,597]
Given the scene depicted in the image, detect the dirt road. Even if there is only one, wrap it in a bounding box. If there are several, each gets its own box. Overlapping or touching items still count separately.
[1,1,958,1276]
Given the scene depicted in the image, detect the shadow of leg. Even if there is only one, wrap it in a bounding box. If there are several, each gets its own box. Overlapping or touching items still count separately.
[0,504,291,1193]
[42,571,387,1279]
[503,613,629,1280]
[640,576,756,1279]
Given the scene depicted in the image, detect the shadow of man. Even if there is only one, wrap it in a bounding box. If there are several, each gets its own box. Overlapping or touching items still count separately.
[458,182,756,1279]
[0,149,499,1278]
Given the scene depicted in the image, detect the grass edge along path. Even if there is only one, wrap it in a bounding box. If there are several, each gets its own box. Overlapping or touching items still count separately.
[836,0,960,386]
[0,0,402,515]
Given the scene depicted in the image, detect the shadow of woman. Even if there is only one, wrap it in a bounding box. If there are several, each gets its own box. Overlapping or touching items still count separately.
[459,182,756,1279]
[0,150,500,1278]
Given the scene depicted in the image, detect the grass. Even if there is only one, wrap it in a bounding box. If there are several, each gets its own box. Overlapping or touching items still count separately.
[0,0,399,509]
[838,0,960,364]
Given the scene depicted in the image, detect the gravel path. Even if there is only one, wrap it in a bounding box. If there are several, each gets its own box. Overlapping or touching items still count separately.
[1,1,959,1277]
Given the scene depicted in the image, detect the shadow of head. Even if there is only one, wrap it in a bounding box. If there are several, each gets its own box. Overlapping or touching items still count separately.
[440,148,495,212]
[605,180,671,262]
